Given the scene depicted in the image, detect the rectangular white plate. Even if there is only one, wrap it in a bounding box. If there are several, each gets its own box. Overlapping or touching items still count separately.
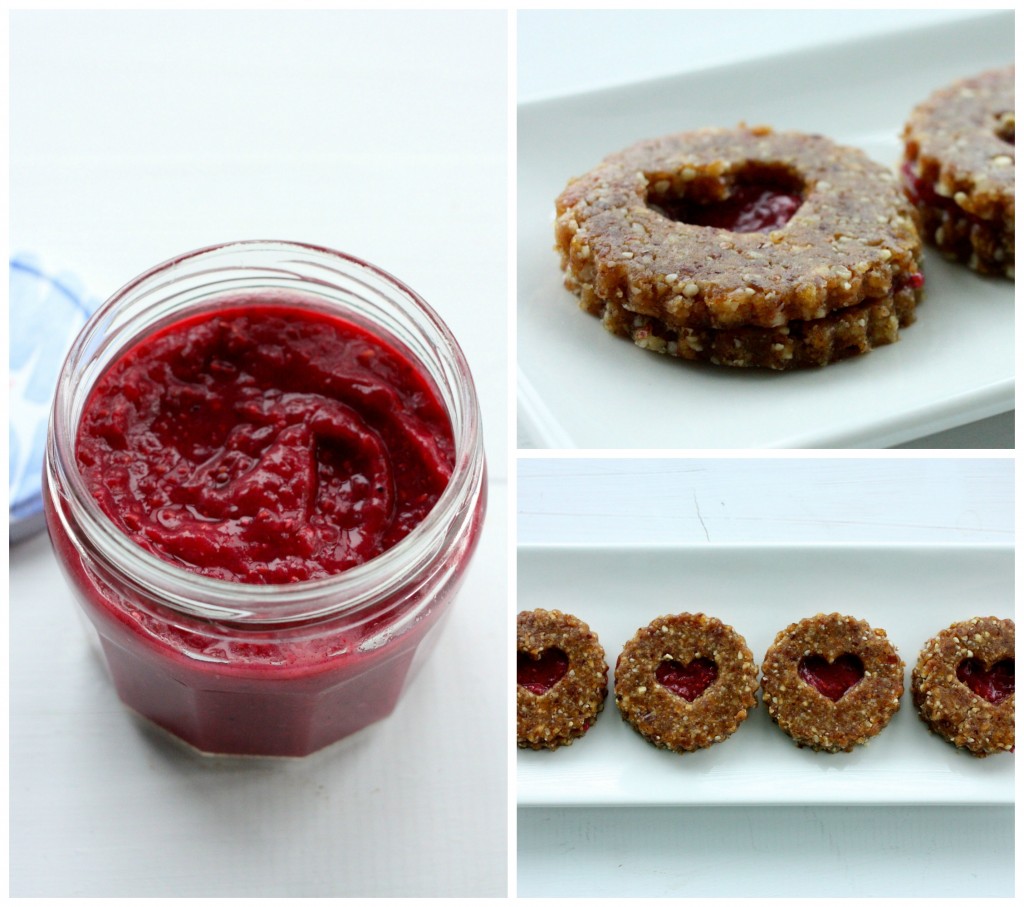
[517,544,1014,806]
[517,12,1014,448]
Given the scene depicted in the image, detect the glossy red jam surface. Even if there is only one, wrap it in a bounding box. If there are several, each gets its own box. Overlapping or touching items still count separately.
[798,654,864,702]
[76,304,454,584]
[957,657,1014,704]
[651,182,803,233]
[517,648,569,695]
[655,657,718,702]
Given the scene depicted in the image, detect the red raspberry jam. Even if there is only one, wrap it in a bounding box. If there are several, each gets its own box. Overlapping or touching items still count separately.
[45,242,486,757]
[957,657,1014,704]
[798,653,865,702]
[655,657,718,702]
[901,161,947,212]
[76,305,454,583]
[901,160,993,232]
[517,647,569,695]
[650,181,803,233]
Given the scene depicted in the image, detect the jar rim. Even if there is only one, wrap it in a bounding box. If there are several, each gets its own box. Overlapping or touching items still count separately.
[47,240,485,623]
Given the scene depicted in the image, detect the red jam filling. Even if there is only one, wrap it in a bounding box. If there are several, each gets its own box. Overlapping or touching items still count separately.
[649,181,803,233]
[901,161,943,211]
[655,657,718,701]
[889,271,925,296]
[75,303,455,584]
[517,648,569,695]
[957,657,1014,704]
[901,159,996,232]
[798,654,864,702]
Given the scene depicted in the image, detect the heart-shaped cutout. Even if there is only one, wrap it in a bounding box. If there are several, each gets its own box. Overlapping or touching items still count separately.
[517,647,569,695]
[655,657,718,702]
[957,657,1014,704]
[798,653,865,702]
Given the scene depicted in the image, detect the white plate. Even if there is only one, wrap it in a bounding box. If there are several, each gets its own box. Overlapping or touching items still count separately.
[517,544,1014,806]
[517,12,1014,449]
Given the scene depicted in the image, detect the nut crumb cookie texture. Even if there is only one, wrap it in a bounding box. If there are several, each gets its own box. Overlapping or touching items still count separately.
[902,66,1014,278]
[614,613,759,753]
[911,616,1014,757]
[517,609,608,750]
[760,613,904,753]
[554,125,924,369]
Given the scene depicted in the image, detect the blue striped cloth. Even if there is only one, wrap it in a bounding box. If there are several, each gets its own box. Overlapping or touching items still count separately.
[9,255,100,541]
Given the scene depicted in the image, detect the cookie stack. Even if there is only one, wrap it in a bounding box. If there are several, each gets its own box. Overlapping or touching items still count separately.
[902,66,1014,278]
[555,125,925,369]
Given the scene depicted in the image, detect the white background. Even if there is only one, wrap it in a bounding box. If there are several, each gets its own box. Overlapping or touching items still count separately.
[9,10,507,897]
[517,9,989,105]
[516,455,1014,897]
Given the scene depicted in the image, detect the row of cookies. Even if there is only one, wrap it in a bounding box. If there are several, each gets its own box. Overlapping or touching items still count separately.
[517,609,1014,756]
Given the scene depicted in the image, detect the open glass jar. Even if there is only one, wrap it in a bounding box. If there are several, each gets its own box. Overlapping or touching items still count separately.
[44,241,486,757]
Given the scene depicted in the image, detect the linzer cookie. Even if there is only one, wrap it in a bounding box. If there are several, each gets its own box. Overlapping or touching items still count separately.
[554,125,924,369]
[911,616,1014,757]
[902,66,1014,278]
[760,613,904,753]
[614,613,758,753]
[517,609,608,750]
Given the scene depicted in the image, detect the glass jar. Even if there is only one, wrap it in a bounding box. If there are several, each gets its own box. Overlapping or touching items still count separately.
[44,241,486,757]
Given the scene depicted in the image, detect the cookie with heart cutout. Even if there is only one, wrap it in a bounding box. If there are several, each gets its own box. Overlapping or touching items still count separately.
[517,609,608,750]
[614,613,759,753]
[554,124,925,369]
[902,66,1014,278]
[760,613,904,753]
[911,616,1014,757]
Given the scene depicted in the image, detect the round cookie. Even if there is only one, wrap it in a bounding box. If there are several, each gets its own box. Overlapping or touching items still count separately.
[902,66,1014,277]
[911,616,1014,757]
[517,609,608,750]
[760,613,904,753]
[554,124,924,368]
[614,613,758,753]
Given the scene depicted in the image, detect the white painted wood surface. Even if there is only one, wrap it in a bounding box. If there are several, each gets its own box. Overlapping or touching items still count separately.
[517,457,1014,547]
